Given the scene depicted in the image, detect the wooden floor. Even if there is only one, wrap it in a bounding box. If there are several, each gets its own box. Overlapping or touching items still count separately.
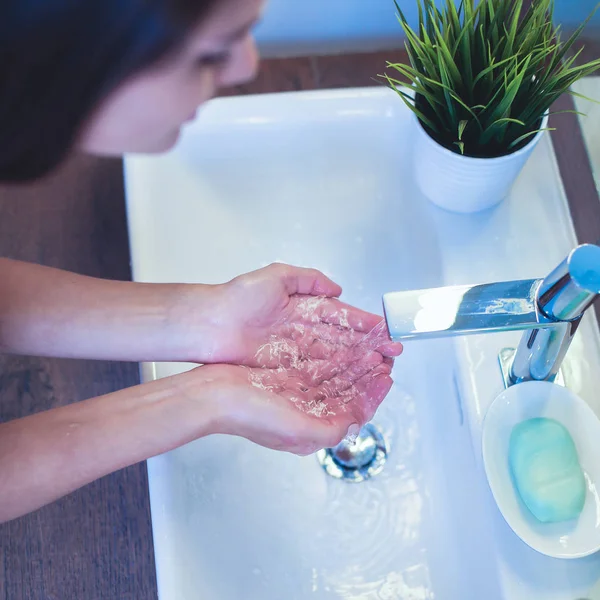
[0,37,599,599]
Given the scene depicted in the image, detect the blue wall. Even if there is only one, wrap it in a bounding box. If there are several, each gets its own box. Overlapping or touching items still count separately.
[553,0,599,31]
[254,0,407,56]
[254,0,600,57]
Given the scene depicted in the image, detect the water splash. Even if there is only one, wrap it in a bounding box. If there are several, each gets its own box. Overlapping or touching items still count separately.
[247,304,394,420]
[360,320,393,351]
[295,296,328,324]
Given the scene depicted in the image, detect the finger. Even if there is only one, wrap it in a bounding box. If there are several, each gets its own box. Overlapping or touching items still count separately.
[278,350,370,393]
[251,324,348,368]
[294,358,346,386]
[301,323,364,349]
[277,391,378,454]
[371,362,393,377]
[279,352,384,410]
[290,408,363,453]
[302,326,402,359]
[253,337,301,369]
[289,419,348,455]
[278,322,364,357]
[296,348,369,385]
[350,368,394,424]
[259,322,319,363]
[289,296,379,332]
[275,264,342,298]
[286,367,395,454]
[249,365,362,398]
[313,423,354,452]
[315,351,383,400]
[296,358,340,386]
[251,340,368,384]
[350,319,403,357]
[293,321,401,357]
[313,299,383,332]
[277,388,339,425]
[303,338,337,360]
[253,331,362,380]
[324,363,391,420]
[287,391,393,454]
[375,342,404,357]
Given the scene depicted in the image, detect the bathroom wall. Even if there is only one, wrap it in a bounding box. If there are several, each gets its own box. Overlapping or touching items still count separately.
[254,0,600,57]
[553,0,600,33]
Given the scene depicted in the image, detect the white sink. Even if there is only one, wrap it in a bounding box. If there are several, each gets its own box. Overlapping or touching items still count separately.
[124,88,600,600]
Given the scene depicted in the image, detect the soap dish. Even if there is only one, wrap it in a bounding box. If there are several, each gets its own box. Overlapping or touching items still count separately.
[482,380,600,559]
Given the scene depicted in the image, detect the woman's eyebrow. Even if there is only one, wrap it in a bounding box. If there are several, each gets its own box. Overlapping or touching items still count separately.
[218,17,259,44]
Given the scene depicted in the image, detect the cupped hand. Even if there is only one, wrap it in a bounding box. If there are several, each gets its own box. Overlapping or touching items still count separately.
[197,263,403,367]
[200,350,394,455]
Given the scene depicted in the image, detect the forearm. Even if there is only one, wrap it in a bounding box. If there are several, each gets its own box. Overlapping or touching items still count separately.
[0,368,217,522]
[0,258,216,361]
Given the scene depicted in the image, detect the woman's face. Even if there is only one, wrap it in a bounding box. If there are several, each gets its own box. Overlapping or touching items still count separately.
[80,0,264,155]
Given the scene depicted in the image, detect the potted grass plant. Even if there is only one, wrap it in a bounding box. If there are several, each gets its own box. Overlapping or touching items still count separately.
[383,0,600,213]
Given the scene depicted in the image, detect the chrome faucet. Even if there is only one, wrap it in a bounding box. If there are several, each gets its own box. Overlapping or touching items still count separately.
[382,244,600,387]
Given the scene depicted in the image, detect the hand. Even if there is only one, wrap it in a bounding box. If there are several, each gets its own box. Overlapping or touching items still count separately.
[187,263,403,366]
[200,353,394,455]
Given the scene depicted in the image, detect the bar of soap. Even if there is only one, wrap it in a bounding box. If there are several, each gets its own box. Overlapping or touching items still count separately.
[509,418,586,523]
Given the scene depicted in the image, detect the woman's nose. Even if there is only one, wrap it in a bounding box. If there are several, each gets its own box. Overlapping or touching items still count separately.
[219,36,259,88]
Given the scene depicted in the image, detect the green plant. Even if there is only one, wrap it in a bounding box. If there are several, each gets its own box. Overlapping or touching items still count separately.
[383,0,600,158]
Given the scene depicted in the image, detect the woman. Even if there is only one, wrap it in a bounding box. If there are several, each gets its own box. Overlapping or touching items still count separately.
[0,0,402,522]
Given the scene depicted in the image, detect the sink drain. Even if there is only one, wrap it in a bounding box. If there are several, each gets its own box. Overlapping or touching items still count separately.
[317,423,388,483]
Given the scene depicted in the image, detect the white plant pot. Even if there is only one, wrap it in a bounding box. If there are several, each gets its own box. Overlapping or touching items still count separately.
[413,112,549,214]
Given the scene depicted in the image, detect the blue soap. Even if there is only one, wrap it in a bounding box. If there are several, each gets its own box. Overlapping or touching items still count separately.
[509,418,586,523]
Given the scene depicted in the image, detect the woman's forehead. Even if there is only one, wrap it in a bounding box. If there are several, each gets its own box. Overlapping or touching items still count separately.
[185,0,265,51]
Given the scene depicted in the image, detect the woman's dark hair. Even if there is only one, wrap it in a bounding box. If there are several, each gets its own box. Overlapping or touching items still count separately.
[0,0,217,182]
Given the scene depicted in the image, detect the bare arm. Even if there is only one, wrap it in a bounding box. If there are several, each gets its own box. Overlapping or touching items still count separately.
[0,258,215,361]
[0,260,401,366]
[0,368,218,522]
[0,355,395,523]
[0,259,400,522]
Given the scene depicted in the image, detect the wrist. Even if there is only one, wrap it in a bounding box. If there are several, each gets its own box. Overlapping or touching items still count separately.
[176,364,231,436]
[164,282,226,362]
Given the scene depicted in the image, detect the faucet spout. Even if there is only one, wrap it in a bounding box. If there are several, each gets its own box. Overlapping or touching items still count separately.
[383,279,548,341]
[382,244,600,386]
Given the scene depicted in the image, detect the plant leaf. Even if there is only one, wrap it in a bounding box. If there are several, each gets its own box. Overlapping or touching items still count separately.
[380,73,443,132]
[568,90,600,106]
[429,10,464,88]
[549,109,588,117]
[491,117,526,127]
[384,0,600,156]
[508,127,556,149]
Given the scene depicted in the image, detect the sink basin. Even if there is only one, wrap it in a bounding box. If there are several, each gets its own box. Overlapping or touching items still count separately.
[124,88,600,600]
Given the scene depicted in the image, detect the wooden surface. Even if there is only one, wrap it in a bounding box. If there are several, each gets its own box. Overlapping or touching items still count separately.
[1,44,599,599]
[554,37,600,323]
[550,93,600,247]
[0,156,157,600]
[219,50,406,96]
